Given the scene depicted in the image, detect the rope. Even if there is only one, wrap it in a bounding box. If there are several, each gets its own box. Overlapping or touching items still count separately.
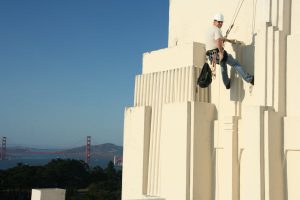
[212,54,217,79]
[225,0,247,38]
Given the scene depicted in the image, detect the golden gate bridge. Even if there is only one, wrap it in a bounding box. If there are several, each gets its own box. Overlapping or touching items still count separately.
[0,136,92,164]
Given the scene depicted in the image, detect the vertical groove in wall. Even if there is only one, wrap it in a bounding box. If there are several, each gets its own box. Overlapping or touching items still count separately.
[179,68,183,102]
[171,69,175,102]
[196,67,200,101]
[133,66,208,196]
[134,76,140,106]
[172,69,175,102]
[183,67,187,101]
[148,72,157,193]
[179,68,182,101]
[153,72,160,194]
[151,73,159,195]
[264,26,268,107]
[181,67,186,102]
[175,68,180,102]
[156,71,165,195]
[177,68,181,102]
[139,75,143,106]
[271,29,275,109]
[195,69,199,102]
[145,74,149,106]
[149,74,154,106]
[181,67,184,101]
[173,69,176,102]
[186,66,190,101]
[165,70,170,103]
[185,67,189,101]
[155,72,161,195]
[167,70,171,103]
[134,76,137,106]
[189,66,194,101]
[141,74,146,106]
[198,68,202,102]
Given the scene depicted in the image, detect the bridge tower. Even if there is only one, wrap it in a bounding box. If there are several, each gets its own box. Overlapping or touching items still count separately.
[1,137,6,160]
[85,136,91,164]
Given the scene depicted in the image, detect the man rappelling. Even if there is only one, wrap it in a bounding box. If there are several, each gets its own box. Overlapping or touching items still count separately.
[205,13,254,89]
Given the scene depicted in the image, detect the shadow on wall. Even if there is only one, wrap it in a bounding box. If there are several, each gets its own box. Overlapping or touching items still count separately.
[229,34,256,104]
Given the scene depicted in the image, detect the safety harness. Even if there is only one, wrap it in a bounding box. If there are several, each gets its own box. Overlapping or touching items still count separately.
[206,49,228,79]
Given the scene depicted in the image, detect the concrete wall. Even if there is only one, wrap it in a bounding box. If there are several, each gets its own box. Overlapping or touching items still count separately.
[122,0,297,199]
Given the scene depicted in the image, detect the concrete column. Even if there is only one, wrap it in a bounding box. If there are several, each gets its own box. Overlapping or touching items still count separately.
[122,106,152,200]
[213,116,238,200]
[239,106,265,200]
[160,102,215,200]
[190,102,215,200]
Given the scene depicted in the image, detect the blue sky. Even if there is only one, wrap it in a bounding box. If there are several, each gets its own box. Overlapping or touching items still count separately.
[0,0,169,148]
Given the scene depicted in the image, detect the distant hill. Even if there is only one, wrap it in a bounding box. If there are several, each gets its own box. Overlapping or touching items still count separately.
[64,143,123,159]
[5,143,122,163]
[8,143,121,153]
[1,143,123,169]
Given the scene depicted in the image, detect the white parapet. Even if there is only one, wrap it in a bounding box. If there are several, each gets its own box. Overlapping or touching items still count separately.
[142,42,205,74]
[31,189,65,200]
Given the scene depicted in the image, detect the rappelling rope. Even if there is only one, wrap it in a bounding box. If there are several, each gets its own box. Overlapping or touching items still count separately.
[212,53,217,79]
[225,0,247,39]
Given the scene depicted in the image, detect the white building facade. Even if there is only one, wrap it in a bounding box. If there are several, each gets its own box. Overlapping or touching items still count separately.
[122,0,299,199]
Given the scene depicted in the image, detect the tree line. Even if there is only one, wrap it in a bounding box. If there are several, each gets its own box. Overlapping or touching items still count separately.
[0,159,122,200]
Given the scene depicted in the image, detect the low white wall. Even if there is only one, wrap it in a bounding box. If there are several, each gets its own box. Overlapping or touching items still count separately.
[31,189,65,200]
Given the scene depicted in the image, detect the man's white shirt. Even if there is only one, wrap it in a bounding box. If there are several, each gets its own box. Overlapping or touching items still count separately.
[205,26,223,51]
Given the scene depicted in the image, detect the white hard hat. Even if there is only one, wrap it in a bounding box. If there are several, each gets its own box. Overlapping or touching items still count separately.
[213,13,224,22]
